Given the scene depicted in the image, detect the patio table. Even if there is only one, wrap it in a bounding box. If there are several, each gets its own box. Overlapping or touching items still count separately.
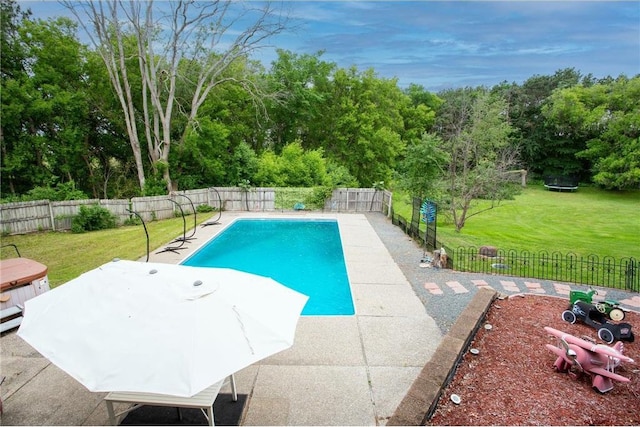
[104,374,236,426]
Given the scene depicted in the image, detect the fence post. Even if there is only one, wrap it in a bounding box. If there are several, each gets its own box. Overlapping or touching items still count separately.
[626,258,638,292]
[48,201,56,231]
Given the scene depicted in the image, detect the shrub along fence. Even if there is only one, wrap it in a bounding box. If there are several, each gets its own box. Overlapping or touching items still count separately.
[0,187,391,235]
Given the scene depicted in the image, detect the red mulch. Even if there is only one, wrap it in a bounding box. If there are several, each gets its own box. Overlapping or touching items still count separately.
[427,294,640,426]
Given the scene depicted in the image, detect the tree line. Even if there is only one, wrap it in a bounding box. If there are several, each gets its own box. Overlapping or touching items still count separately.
[2,1,638,230]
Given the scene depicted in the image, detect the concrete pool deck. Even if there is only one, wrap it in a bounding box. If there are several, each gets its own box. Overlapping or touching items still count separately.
[1,212,444,425]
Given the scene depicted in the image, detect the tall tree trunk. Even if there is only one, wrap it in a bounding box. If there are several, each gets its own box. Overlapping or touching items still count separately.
[64,0,289,195]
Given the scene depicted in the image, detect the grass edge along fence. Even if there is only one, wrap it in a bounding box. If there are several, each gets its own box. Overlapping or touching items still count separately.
[389,200,640,292]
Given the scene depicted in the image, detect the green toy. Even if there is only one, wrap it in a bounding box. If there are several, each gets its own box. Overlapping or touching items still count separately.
[569,288,625,321]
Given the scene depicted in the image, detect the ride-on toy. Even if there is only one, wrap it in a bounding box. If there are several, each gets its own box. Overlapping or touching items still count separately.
[569,287,625,321]
[562,301,634,344]
[544,326,634,393]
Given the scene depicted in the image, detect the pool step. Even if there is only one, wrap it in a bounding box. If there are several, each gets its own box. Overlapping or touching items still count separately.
[1,305,23,333]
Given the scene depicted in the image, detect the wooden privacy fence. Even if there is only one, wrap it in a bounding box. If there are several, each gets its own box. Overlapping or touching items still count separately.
[0,187,392,235]
[0,199,131,234]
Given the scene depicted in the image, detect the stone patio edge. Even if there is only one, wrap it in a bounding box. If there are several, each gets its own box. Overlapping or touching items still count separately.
[386,287,498,426]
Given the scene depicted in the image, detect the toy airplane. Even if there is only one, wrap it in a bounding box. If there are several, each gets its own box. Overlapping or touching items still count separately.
[544,326,634,393]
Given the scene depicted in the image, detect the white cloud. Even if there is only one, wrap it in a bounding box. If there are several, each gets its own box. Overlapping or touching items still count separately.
[20,0,640,91]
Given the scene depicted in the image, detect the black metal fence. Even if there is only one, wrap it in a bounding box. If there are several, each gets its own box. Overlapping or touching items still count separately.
[451,248,639,292]
[389,200,639,292]
[391,209,424,244]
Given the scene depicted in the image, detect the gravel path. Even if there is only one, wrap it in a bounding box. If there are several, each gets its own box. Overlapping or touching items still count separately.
[364,212,640,335]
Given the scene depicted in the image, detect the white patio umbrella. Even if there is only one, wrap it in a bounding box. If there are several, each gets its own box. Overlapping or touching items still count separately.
[17,259,308,397]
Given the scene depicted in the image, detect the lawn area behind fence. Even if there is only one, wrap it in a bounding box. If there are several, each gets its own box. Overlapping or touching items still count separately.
[391,184,640,290]
[392,184,640,262]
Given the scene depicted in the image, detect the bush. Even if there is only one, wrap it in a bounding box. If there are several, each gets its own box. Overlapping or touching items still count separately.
[71,205,118,233]
[0,181,88,203]
[306,186,334,209]
[196,204,214,213]
[255,141,329,187]
[123,216,141,226]
[326,162,359,187]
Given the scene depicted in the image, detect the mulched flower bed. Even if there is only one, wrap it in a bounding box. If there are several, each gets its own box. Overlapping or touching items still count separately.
[427,294,640,426]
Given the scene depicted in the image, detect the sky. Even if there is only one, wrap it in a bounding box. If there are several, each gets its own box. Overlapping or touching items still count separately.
[21,1,640,92]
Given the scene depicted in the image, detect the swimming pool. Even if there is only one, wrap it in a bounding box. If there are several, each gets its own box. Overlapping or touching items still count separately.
[181,218,355,316]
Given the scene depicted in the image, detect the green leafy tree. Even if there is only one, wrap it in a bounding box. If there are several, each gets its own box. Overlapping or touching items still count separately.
[172,117,231,189]
[83,50,138,198]
[255,150,281,186]
[212,65,270,154]
[545,76,640,189]
[265,50,335,152]
[396,133,450,199]
[319,67,407,185]
[401,83,442,143]
[21,17,91,183]
[64,0,290,193]
[227,141,260,187]
[169,59,270,190]
[254,141,328,187]
[265,52,433,187]
[436,88,519,232]
[494,68,584,179]
[324,161,359,188]
[1,0,33,196]
[1,9,94,197]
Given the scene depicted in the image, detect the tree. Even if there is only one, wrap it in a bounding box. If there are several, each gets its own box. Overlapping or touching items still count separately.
[1,5,95,197]
[83,50,138,198]
[436,88,519,232]
[402,83,442,142]
[63,0,289,193]
[227,141,259,186]
[396,132,449,199]
[172,115,230,189]
[494,68,584,179]
[191,58,270,154]
[265,52,437,187]
[265,49,335,152]
[1,0,32,195]
[20,17,92,185]
[254,140,328,187]
[544,76,640,190]
[317,67,407,186]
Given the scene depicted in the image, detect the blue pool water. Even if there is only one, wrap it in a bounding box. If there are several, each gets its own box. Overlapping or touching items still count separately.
[181,219,354,315]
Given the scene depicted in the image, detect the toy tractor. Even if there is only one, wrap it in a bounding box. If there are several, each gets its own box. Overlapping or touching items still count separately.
[569,288,625,321]
[562,301,634,344]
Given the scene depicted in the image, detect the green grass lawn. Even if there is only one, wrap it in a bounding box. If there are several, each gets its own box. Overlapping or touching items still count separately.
[393,184,640,261]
